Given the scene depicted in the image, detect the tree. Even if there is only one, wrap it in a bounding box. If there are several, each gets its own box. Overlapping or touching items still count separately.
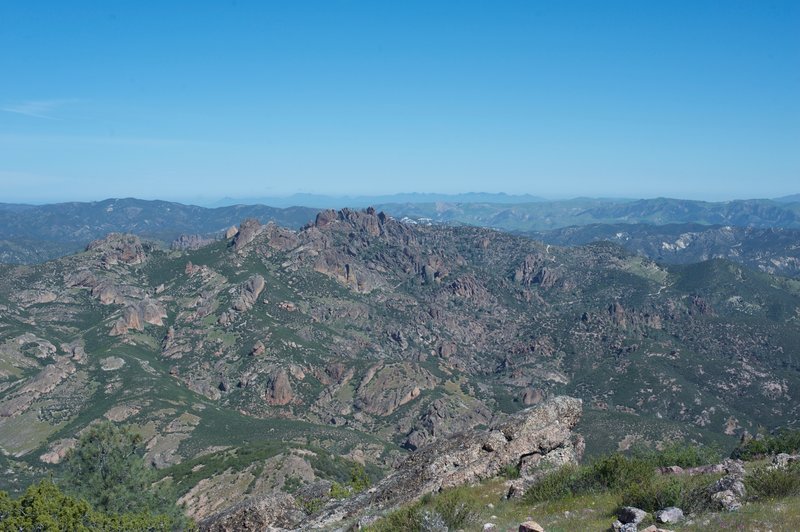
[61,422,187,527]
[0,480,174,531]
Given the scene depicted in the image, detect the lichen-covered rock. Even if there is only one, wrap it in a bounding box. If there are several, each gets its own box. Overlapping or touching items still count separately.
[199,492,305,532]
[518,521,545,532]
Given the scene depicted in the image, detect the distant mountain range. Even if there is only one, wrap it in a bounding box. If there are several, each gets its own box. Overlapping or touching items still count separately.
[0,198,319,264]
[528,223,800,278]
[1,195,800,266]
[380,197,800,231]
[208,192,547,208]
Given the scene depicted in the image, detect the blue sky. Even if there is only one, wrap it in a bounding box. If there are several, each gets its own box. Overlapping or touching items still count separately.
[1,1,798,203]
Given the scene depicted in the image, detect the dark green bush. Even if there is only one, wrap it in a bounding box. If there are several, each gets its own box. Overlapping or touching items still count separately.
[524,448,721,506]
[0,480,179,531]
[746,462,800,499]
[633,442,721,468]
[524,464,589,503]
[620,474,716,514]
[365,505,423,532]
[365,486,481,532]
[432,487,480,529]
[61,421,189,529]
[500,463,521,479]
[731,430,800,460]
[589,454,655,491]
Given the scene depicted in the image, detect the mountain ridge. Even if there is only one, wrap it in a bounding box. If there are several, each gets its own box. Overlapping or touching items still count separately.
[1,208,798,521]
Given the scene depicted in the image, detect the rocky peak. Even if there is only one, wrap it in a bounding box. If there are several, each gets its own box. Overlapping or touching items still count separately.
[171,234,215,250]
[265,368,293,406]
[85,233,147,265]
[232,218,264,252]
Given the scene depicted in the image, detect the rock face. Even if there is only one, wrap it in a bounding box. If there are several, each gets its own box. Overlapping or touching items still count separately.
[200,492,306,532]
[0,357,76,418]
[265,369,293,406]
[403,396,493,451]
[231,275,265,312]
[86,233,147,265]
[709,459,746,511]
[171,234,215,250]
[354,364,437,416]
[110,298,167,336]
[200,396,582,531]
[233,219,264,252]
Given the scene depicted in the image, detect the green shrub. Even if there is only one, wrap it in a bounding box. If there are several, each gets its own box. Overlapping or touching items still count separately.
[365,487,480,532]
[329,482,351,499]
[0,480,181,531]
[589,454,655,491]
[620,474,716,514]
[348,463,371,492]
[732,430,800,461]
[364,505,423,532]
[500,463,521,479]
[432,487,480,529]
[524,464,590,503]
[61,421,188,528]
[746,462,800,500]
[299,497,325,515]
[633,442,721,468]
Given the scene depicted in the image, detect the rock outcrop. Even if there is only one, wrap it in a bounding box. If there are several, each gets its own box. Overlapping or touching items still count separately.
[218,275,265,325]
[110,298,167,336]
[265,369,294,406]
[709,459,746,511]
[172,234,215,250]
[86,233,147,265]
[232,219,264,252]
[231,275,265,312]
[202,396,582,530]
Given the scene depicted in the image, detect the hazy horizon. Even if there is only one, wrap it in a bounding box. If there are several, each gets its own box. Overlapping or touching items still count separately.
[3,190,799,209]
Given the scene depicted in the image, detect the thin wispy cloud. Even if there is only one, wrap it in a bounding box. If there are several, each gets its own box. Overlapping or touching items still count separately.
[0,133,219,147]
[1,99,77,119]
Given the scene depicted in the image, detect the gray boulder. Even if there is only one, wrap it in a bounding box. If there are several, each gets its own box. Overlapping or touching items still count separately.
[655,506,684,524]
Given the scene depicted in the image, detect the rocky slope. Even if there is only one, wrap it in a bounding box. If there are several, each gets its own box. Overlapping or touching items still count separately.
[200,396,583,530]
[528,223,800,278]
[0,207,798,520]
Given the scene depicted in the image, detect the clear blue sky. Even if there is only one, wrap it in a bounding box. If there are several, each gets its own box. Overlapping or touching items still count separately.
[1,1,798,203]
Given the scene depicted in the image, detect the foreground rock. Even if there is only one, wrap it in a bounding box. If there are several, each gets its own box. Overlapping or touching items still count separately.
[200,396,583,530]
[518,521,545,532]
[709,459,746,512]
[655,507,684,524]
